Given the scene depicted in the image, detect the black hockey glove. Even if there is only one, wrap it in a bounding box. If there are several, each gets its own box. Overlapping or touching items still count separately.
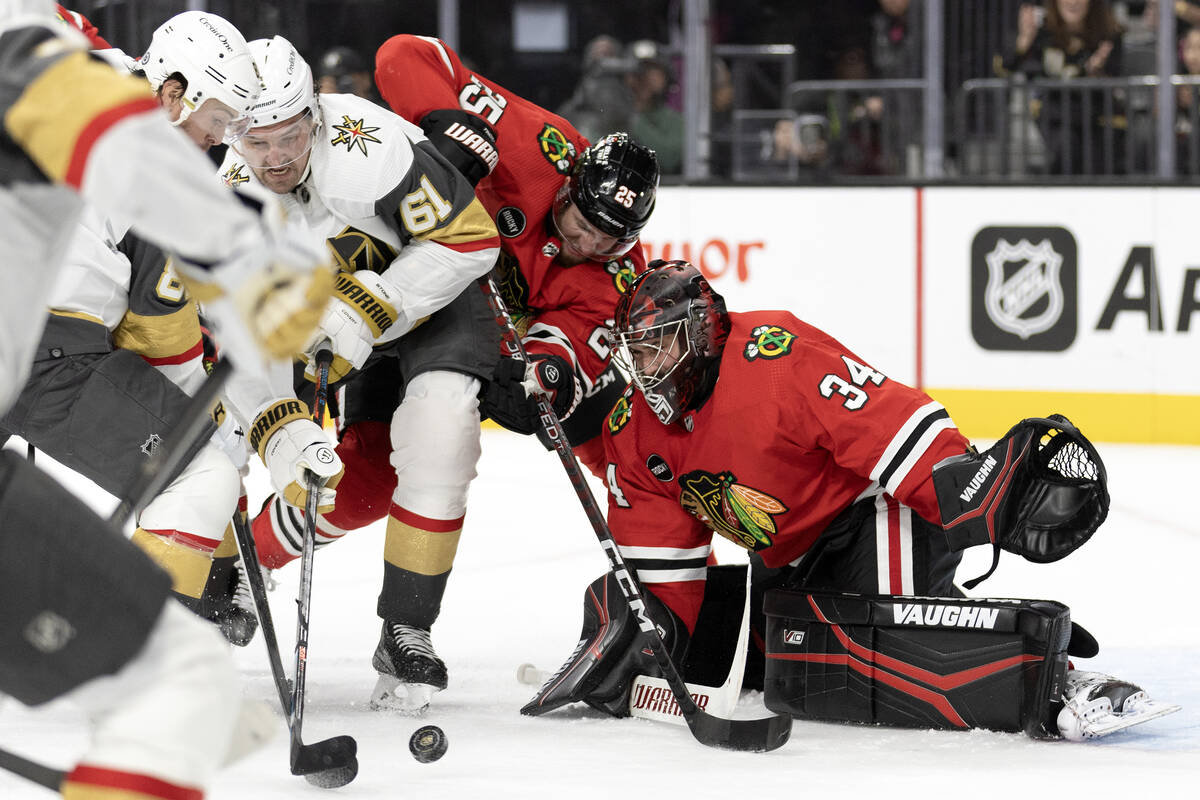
[521,571,690,718]
[932,414,1109,588]
[482,353,577,435]
[418,108,499,187]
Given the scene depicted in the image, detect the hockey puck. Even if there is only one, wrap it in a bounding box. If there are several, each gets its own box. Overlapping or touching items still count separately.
[408,725,448,763]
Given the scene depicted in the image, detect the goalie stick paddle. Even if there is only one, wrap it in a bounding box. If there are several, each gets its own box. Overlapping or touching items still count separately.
[478,276,792,753]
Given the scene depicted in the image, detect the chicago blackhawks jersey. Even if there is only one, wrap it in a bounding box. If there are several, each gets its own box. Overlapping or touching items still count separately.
[376,34,646,445]
[601,311,972,630]
[216,91,499,413]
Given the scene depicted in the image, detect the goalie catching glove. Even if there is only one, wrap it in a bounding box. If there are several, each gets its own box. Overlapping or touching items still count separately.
[303,269,401,383]
[932,413,1109,588]
[249,398,344,513]
[483,353,579,435]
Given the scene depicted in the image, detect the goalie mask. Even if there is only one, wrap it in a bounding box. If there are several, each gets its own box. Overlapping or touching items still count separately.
[138,11,260,143]
[552,132,659,262]
[610,260,730,425]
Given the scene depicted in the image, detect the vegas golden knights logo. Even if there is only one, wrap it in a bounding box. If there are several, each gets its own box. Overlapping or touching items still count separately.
[678,470,787,550]
[330,115,382,155]
[221,163,250,187]
[325,226,399,273]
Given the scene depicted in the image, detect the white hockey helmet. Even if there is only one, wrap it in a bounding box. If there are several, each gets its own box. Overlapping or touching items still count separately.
[138,11,260,134]
[247,35,317,128]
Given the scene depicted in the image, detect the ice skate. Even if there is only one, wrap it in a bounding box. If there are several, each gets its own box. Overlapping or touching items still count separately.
[1056,670,1180,741]
[202,558,258,647]
[369,621,447,714]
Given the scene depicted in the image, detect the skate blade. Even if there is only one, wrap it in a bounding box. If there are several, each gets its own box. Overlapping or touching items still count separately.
[368,673,439,715]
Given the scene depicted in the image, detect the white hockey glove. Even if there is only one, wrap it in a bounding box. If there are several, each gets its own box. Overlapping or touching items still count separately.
[248,398,343,513]
[303,270,402,383]
[181,199,334,366]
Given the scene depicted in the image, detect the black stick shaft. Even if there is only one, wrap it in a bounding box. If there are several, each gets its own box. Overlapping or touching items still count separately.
[0,747,63,792]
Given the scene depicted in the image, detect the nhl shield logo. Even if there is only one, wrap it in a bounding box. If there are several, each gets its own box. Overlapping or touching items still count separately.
[983,238,1063,339]
[971,226,1077,351]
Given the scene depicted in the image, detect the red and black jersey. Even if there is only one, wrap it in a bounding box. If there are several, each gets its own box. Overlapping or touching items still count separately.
[376,35,646,447]
[601,311,971,631]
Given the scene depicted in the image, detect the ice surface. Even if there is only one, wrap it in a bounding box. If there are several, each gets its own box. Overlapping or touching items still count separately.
[2,432,1196,798]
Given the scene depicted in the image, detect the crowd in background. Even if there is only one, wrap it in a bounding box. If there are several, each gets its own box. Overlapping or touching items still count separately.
[68,0,1200,181]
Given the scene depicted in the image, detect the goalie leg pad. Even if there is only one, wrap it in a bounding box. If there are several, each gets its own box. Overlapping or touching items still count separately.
[763,590,1071,738]
[521,572,689,718]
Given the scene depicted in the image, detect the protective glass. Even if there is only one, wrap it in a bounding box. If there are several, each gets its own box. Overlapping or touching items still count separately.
[551,187,638,261]
[183,98,252,144]
[609,319,690,394]
[232,111,318,169]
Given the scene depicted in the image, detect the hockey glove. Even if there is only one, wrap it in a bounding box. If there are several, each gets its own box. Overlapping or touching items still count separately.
[933,414,1108,587]
[303,270,401,383]
[181,204,334,365]
[483,353,578,435]
[210,399,248,474]
[249,398,343,513]
[419,109,499,187]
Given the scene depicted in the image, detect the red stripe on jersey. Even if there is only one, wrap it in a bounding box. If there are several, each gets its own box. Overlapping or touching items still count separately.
[143,528,223,553]
[65,96,159,189]
[66,764,203,800]
[141,340,204,367]
[389,503,464,533]
[886,497,903,593]
[437,236,501,254]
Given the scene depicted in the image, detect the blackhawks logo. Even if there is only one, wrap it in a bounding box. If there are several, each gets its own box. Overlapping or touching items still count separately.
[326,226,398,273]
[538,123,576,173]
[221,163,250,187]
[678,470,787,551]
[607,395,632,435]
[606,256,638,294]
[330,115,382,155]
[744,324,797,361]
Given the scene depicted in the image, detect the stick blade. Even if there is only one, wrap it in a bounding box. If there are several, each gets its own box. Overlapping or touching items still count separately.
[687,711,793,753]
[291,734,358,786]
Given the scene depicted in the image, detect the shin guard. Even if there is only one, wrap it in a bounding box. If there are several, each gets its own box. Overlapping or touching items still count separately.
[763,590,1070,737]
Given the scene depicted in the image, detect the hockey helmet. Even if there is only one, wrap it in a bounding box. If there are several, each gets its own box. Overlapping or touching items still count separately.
[138,11,260,141]
[246,36,316,128]
[610,259,730,425]
[552,132,659,261]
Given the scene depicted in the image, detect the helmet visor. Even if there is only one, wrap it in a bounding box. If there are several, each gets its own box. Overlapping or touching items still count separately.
[184,98,252,144]
[232,111,318,169]
[551,188,638,261]
[609,319,691,394]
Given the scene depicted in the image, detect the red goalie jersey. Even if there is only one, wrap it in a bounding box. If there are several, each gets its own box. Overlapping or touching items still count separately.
[602,310,971,630]
[376,34,646,454]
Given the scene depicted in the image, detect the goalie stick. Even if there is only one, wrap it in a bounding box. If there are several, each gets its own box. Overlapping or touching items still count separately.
[478,276,792,753]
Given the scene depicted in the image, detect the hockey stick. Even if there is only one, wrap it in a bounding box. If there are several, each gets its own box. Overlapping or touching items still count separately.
[478,276,792,753]
[286,347,358,787]
[109,358,232,529]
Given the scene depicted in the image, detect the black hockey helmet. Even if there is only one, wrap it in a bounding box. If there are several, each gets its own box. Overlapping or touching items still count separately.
[552,132,659,260]
[610,259,730,425]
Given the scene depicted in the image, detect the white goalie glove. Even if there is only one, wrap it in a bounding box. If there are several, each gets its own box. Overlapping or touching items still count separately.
[303,269,402,383]
[249,398,344,513]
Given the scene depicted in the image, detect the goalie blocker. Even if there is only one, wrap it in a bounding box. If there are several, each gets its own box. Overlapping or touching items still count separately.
[763,590,1071,737]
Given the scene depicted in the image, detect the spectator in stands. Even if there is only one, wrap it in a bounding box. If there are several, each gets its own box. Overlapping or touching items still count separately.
[557,35,635,143]
[709,57,735,177]
[998,0,1125,174]
[318,45,381,104]
[1175,26,1200,171]
[627,40,684,174]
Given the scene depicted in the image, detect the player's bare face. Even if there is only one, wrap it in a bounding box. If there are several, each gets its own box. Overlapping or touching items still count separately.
[235,112,318,194]
[174,99,249,151]
[553,203,621,266]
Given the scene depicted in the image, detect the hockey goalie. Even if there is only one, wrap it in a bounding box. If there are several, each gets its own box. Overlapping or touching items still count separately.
[526,259,1179,742]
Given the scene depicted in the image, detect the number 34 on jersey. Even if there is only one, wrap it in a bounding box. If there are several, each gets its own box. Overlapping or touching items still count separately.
[819,355,886,411]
